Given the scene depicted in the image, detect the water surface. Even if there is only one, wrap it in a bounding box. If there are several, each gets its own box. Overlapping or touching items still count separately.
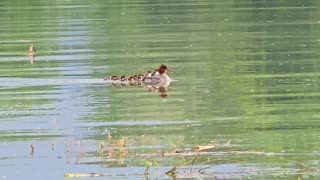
[1,0,320,179]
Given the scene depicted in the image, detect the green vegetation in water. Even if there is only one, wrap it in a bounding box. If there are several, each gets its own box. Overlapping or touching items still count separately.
[62,135,319,179]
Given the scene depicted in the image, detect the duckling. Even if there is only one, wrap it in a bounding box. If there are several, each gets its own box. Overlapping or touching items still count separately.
[111,75,119,80]
[104,75,118,81]
[28,45,37,64]
[120,75,127,81]
[127,75,134,82]
[133,74,138,81]
[152,69,159,76]
[142,70,152,81]
[137,74,144,81]
[127,76,136,86]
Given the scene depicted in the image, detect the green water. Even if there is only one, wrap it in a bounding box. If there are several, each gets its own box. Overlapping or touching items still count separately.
[1,0,320,179]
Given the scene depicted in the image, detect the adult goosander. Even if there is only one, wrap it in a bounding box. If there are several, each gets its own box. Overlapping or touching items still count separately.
[148,64,172,83]
[141,64,172,89]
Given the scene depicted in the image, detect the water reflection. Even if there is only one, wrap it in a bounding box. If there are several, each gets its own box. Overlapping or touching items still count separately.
[145,80,171,98]
[107,80,171,98]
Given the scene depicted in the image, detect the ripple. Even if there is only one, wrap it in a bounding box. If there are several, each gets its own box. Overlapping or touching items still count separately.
[0,78,105,88]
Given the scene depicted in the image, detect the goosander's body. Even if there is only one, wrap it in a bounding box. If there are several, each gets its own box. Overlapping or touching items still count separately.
[149,74,168,82]
[147,64,171,82]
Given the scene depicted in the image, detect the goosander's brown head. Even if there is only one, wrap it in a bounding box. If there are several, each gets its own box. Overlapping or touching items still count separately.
[158,64,172,74]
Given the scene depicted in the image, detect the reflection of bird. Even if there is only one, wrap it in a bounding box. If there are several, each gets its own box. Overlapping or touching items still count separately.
[28,45,37,64]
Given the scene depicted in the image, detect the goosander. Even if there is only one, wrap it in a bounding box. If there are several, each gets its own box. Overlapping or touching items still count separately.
[104,75,119,81]
[120,75,127,81]
[127,75,135,82]
[133,74,138,81]
[142,70,152,81]
[137,74,144,81]
[28,45,36,55]
[28,45,37,64]
[112,75,119,80]
[127,75,136,86]
[149,64,172,83]
[152,69,159,76]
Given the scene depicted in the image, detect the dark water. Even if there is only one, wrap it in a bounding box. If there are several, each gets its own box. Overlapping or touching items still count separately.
[1,0,320,179]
